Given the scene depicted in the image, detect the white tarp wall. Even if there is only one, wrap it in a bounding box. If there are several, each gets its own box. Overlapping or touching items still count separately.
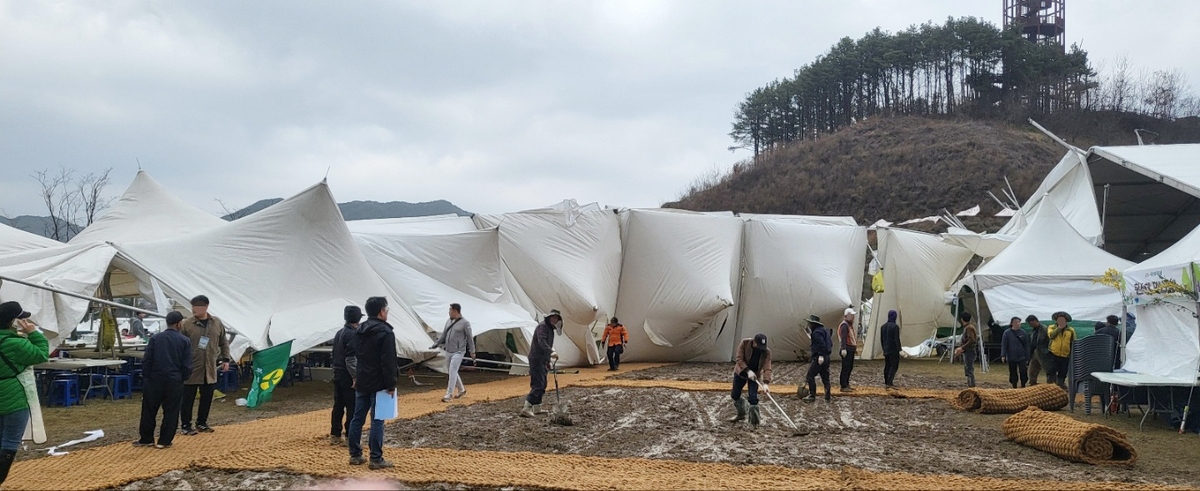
[1121,223,1200,382]
[350,221,536,371]
[0,223,59,254]
[737,215,867,360]
[616,209,743,362]
[113,182,432,360]
[474,200,622,367]
[863,228,974,359]
[973,200,1133,324]
[998,150,1103,245]
[0,243,118,348]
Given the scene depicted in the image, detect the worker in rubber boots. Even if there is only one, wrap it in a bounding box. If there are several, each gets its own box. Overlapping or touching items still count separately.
[837,308,857,392]
[803,315,832,403]
[600,317,628,371]
[521,309,562,418]
[729,333,772,426]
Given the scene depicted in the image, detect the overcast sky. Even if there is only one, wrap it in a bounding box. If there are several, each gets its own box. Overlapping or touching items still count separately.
[2,1,1198,218]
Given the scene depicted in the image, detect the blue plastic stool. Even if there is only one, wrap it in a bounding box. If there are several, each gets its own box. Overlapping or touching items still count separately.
[107,375,133,400]
[53,373,81,400]
[86,373,111,399]
[131,369,144,391]
[50,378,80,407]
[216,368,239,392]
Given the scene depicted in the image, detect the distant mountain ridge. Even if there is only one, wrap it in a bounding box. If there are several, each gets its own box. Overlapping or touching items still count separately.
[3,199,470,240]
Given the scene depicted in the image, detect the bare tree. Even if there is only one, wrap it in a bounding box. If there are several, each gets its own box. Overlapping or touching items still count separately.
[77,168,114,227]
[33,167,80,241]
[1143,69,1188,119]
[1104,56,1135,112]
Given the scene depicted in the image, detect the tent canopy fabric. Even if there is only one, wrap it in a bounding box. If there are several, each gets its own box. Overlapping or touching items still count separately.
[998,150,1103,246]
[1088,144,1200,261]
[972,200,1133,324]
[737,216,867,360]
[0,243,118,347]
[1121,222,1200,382]
[863,228,974,359]
[616,209,743,363]
[113,181,432,359]
[346,215,476,235]
[70,171,226,245]
[0,223,59,254]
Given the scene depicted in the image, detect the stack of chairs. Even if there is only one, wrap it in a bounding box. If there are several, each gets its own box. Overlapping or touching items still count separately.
[1068,334,1116,415]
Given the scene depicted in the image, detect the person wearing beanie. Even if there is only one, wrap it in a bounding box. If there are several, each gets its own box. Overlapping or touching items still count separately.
[1046,311,1075,389]
[729,333,772,425]
[953,311,979,387]
[803,315,833,403]
[0,302,48,486]
[1000,317,1030,389]
[329,305,362,446]
[521,309,562,418]
[838,308,858,392]
[880,310,901,388]
[179,295,232,436]
[430,303,475,403]
[601,317,628,371]
[348,296,397,470]
[1026,315,1050,385]
[135,311,192,449]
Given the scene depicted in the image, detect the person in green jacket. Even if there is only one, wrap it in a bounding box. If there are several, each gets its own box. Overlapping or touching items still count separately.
[0,301,50,486]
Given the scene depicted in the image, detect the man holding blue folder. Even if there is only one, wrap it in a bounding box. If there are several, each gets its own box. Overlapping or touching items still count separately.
[347,296,397,470]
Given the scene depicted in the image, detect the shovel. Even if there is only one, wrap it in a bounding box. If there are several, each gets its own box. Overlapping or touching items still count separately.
[763,387,808,436]
[549,359,573,426]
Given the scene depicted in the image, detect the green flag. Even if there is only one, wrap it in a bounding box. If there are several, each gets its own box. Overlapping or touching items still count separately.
[246,340,293,409]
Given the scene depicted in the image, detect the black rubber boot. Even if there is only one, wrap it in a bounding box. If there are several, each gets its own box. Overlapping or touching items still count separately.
[0,448,16,486]
[728,398,747,422]
[748,404,761,426]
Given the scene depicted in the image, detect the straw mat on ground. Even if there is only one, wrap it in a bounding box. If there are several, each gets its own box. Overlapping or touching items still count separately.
[1003,407,1138,466]
[953,384,1068,414]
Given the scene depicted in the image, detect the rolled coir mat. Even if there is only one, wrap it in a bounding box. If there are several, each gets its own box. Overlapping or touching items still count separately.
[953,384,1068,414]
[1002,406,1137,466]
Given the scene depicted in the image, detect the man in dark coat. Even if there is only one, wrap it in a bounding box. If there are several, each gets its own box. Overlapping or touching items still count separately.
[347,297,396,470]
[803,315,833,403]
[880,310,901,387]
[1027,315,1050,385]
[521,309,562,418]
[135,311,192,449]
[838,308,858,392]
[329,305,361,446]
[1001,317,1031,388]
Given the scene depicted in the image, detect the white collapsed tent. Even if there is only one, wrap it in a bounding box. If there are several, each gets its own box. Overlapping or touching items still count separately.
[0,222,59,254]
[1121,223,1200,382]
[616,209,743,362]
[863,228,974,360]
[737,214,867,360]
[970,199,1133,326]
[998,149,1103,246]
[70,171,228,245]
[0,242,119,348]
[349,216,536,370]
[113,181,433,359]
[474,200,622,367]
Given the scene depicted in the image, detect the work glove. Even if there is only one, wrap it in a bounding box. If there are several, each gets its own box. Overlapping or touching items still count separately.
[550,351,559,363]
[761,383,770,394]
[747,370,757,381]
[818,356,825,365]
[840,349,847,358]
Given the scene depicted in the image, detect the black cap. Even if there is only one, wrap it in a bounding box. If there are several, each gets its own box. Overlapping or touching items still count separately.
[0,301,31,326]
[753,333,767,348]
[190,295,210,307]
[165,311,185,326]
[344,305,364,323]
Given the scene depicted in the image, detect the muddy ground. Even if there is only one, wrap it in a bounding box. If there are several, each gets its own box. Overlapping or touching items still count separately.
[386,384,1193,487]
[23,370,508,461]
[613,358,1013,391]
[111,469,523,491]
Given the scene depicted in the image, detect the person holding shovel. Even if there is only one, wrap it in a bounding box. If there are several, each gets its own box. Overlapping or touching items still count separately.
[601,317,628,371]
[803,315,832,403]
[521,309,562,418]
[729,333,772,426]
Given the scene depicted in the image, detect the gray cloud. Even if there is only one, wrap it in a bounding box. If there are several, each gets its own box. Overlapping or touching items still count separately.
[2,1,1196,218]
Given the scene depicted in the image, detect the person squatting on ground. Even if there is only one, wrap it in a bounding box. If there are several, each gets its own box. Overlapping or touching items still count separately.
[601,317,628,371]
[0,302,49,486]
[1026,315,1050,385]
[431,303,475,403]
[135,311,192,449]
[348,297,397,470]
[729,333,772,426]
[838,308,857,392]
[1046,311,1076,389]
[803,315,833,403]
[954,311,979,388]
[179,295,232,436]
[1001,316,1030,389]
[521,309,562,418]
[329,305,361,446]
[880,310,901,388]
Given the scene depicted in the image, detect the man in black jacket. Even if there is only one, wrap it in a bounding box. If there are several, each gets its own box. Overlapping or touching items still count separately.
[135,311,192,449]
[520,309,561,418]
[329,305,361,446]
[880,310,901,388]
[347,297,396,470]
[803,315,833,403]
[1001,317,1031,388]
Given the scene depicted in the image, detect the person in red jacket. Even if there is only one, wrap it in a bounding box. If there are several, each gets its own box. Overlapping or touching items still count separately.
[601,317,628,371]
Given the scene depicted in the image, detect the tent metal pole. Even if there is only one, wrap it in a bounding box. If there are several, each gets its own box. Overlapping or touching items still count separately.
[975,288,988,373]
[0,274,163,318]
[1120,303,1128,367]
[949,295,958,365]
[1184,298,1200,434]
